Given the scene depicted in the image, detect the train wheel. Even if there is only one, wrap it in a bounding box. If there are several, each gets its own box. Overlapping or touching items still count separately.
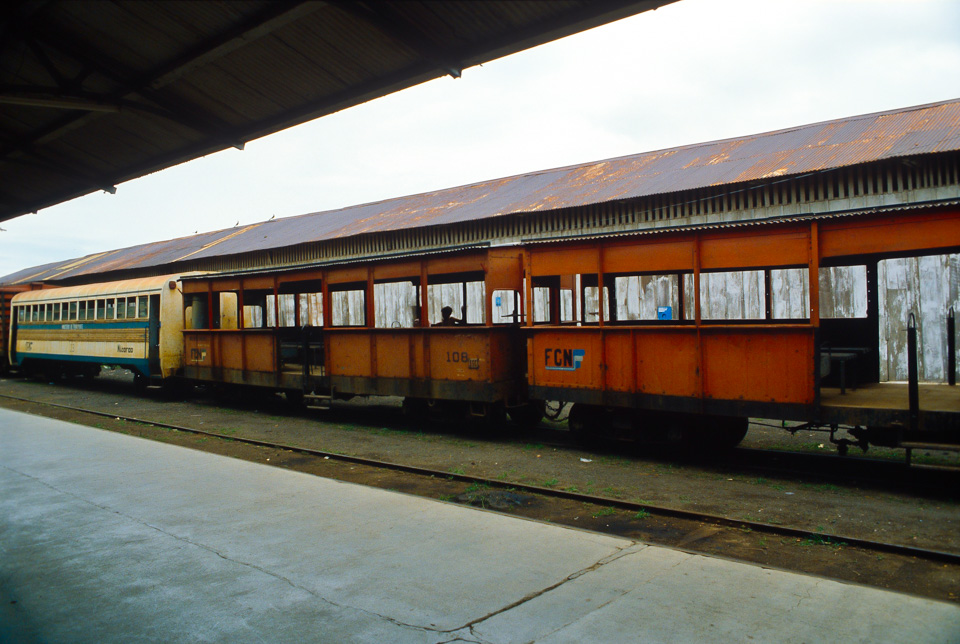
[402,397,429,423]
[481,401,508,433]
[684,415,748,451]
[160,378,189,400]
[285,390,304,407]
[133,371,148,394]
[568,404,603,447]
[712,416,748,449]
[508,401,545,429]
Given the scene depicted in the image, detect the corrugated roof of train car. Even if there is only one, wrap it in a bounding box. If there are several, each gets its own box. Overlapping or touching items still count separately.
[12,274,181,303]
[4,98,959,285]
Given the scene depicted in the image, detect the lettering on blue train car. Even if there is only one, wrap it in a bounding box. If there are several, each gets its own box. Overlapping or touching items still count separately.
[544,348,585,371]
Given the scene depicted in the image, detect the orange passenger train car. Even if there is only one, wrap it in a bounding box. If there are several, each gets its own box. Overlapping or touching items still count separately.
[523,207,960,450]
[180,247,540,425]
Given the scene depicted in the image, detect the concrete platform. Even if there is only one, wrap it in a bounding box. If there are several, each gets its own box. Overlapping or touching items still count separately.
[1,408,958,643]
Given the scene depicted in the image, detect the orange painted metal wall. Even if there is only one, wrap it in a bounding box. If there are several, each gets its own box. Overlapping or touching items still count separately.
[326,328,516,384]
[528,327,815,404]
[525,208,960,409]
[180,248,527,396]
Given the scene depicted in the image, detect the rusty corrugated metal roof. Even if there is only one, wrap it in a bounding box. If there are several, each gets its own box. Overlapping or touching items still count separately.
[4,98,959,285]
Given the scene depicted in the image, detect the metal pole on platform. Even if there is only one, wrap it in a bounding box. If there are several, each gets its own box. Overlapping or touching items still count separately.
[948,308,956,386]
[906,313,919,467]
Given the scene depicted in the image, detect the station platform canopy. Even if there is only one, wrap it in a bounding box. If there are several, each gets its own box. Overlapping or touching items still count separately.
[0,0,674,223]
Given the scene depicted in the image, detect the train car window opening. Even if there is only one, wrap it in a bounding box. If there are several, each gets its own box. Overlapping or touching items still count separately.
[426,272,485,326]
[105,298,115,320]
[608,273,684,323]
[769,268,811,320]
[427,282,485,326]
[374,280,418,328]
[126,298,137,319]
[218,292,239,330]
[263,295,279,327]
[330,282,366,327]
[532,286,551,323]
[492,289,522,325]
[117,298,126,320]
[69,301,78,320]
[819,265,868,319]
[693,270,766,321]
[17,306,24,322]
[54,302,62,322]
[297,293,323,327]
[560,288,574,323]
[241,290,269,328]
[277,294,298,327]
[77,301,86,321]
[243,305,263,328]
[581,285,609,324]
[184,294,209,329]
[138,296,148,319]
[531,274,604,325]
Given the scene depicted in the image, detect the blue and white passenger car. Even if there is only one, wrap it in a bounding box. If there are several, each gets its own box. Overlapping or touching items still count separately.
[8,275,185,383]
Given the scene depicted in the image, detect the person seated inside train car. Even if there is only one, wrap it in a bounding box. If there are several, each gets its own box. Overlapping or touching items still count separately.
[434,306,462,326]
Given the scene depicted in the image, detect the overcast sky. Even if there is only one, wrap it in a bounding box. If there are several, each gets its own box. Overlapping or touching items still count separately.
[2,0,959,279]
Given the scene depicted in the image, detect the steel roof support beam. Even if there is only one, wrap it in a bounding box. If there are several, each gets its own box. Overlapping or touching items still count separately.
[4,151,116,195]
[0,2,320,162]
[333,2,464,79]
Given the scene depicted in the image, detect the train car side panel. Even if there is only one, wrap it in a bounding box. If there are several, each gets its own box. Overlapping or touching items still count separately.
[530,331,603,390]
[158,280,185,378]
[374,332,414,379]
[327,332,372,378]
[427,332,491,382]
[633,329,700,397]
[15,323,151,374]
[701,328,815,404]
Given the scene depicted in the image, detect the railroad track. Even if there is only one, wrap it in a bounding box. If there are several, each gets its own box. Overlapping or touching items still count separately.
[503,426,959,492]
[4,391,959,568]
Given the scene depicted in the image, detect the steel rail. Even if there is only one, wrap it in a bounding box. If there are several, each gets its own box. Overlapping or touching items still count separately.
[3,391,959,566]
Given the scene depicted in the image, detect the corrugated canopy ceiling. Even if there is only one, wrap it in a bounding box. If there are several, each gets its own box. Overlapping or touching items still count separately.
[3,98,959,285]
[0,0,673,223]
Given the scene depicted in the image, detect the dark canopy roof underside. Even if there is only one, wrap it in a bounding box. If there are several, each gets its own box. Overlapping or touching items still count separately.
[0,0,673,223]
